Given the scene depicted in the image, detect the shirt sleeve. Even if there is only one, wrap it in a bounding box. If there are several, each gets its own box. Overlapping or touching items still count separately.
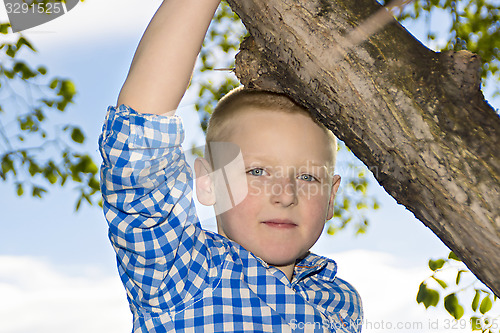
[99,105,213,315]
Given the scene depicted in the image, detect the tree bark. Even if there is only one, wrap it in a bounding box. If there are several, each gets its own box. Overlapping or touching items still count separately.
[225,0,500,296]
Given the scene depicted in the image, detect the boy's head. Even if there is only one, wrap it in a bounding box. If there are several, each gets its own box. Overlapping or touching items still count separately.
[206,87,337,166]
[194,88,341,279]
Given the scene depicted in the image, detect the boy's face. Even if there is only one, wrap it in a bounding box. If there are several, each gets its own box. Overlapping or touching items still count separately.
[211,108,340,270]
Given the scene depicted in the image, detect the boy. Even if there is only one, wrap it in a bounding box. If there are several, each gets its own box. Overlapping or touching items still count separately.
[99,0,363,331]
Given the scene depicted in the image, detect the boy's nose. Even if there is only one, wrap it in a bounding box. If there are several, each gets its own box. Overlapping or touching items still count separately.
[270,177,298,207]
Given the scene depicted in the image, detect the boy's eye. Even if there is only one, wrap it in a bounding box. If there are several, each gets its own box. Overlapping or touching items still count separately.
[247,168,267,177]
[298,174,317,182]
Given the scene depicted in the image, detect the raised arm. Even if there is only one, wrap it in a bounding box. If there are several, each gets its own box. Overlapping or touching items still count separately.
[117,0,221,114]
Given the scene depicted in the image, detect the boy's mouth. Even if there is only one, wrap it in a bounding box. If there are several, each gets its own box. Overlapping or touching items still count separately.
[261,219,298,229]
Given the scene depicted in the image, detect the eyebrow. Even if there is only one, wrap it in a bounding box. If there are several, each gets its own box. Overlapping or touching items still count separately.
[243,154,329,169]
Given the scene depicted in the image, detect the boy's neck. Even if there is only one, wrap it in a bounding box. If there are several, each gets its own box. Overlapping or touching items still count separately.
[273,263,295,281]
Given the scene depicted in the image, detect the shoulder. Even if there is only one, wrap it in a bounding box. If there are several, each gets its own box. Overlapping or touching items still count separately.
[306,254,363,319]
[329,274,363,332]
[331,276,363,307]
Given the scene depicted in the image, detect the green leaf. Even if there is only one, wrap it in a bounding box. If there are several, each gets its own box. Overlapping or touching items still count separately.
[71,127,85,144]
[472,289,481,311]
[0,23,10,34]
[343,198,350,209]
[83,193,91,205]
[432,276,448,289]
[49,79,59,89]
[58,80,76,101]
[444,293,464,319]
[32,186,47,198]
[416,282,440,308]
[88,177,100,191]
[4,68,15,78]
[1,155,15,178]
[19,115,35,131]
[6,45,16,58]
[41,99,54,107]
[57,100,68,111]
[479,296,492,314]
[81,155,98,174]
[356,202,368,209]
[448,251,461,261]
[470,316,481,330]
[355,220,368,235]
[455,270,466,285]
[70,155,98,181]
[44,167,58,184]
[16,183,24,196]
[327,225,338,235]
[28,161,41,176]
[428,258,445,271]
[16,37,36,53]
[75,197,82,211]
[34,108,45,121]
[13,62,37,80]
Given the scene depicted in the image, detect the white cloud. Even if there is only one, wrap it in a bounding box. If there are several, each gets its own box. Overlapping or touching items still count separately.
[0,256,131,333]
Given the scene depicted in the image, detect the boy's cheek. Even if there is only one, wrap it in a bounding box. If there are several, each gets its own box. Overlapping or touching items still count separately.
[245,179,331,200]
[247,178,265,196]
[296,182,321,197]
[300,189,333,218]
[212,172,249,213]
[295,183,333,205]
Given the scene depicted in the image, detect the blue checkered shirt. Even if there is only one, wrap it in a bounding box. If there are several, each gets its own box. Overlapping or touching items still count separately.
[99,105,363,332]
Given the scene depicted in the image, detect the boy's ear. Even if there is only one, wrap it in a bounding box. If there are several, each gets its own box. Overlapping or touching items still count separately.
[194,157,216,206]
[326,175,341,220]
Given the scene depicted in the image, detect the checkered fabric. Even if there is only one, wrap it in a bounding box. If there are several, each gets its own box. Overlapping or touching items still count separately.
[99,105,363,332]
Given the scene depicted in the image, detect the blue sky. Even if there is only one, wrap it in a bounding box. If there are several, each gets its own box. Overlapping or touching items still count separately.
[1,1,498,332]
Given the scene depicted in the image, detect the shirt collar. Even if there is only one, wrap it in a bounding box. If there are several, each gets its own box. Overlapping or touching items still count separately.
[291,252,338,286]
[221,236,338,287]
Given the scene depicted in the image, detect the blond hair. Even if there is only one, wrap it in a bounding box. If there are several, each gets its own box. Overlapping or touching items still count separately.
[205,87,338,167]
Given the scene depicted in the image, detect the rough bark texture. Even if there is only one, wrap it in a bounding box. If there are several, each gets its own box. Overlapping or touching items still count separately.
[225,0,500,296]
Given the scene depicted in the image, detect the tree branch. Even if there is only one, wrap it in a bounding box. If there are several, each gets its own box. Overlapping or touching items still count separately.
[227,0,500,296]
